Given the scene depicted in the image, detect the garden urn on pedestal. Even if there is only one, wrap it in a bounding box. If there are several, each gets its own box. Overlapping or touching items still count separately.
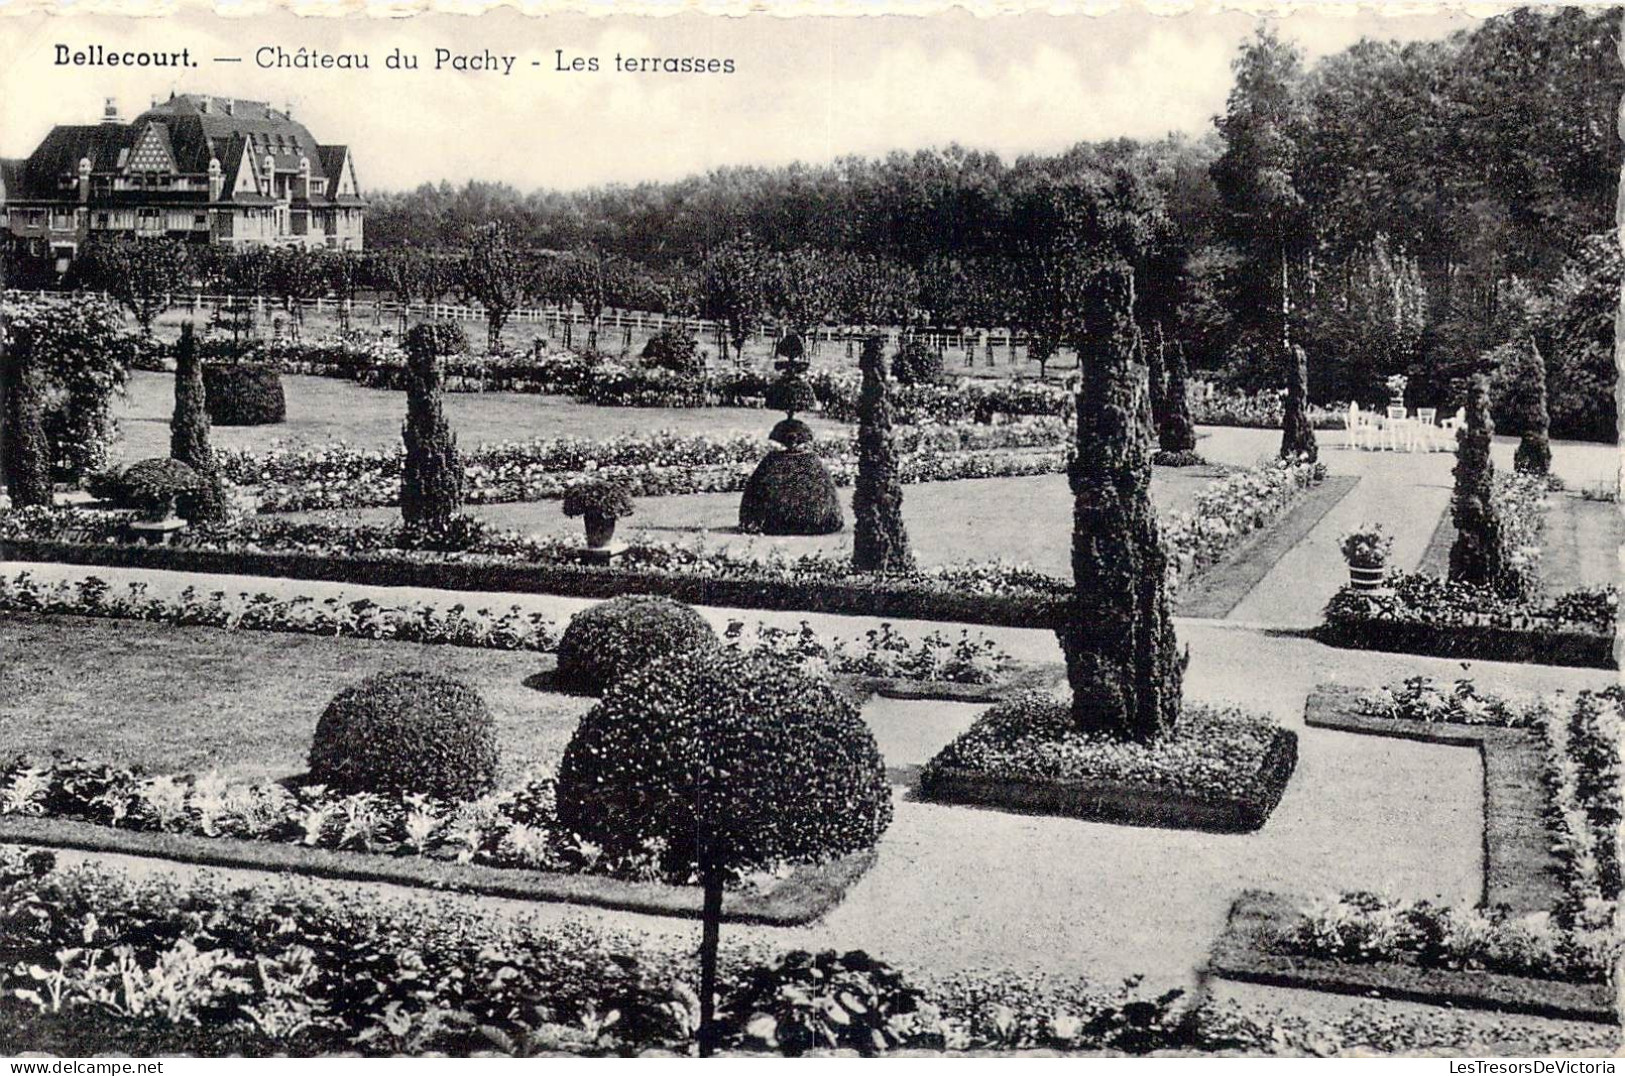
[119,458,203,545]
[563,477,635,562]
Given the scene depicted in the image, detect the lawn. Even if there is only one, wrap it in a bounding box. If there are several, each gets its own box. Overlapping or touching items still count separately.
[0,613,588,784]
[278,466,1226,579]
[111,370,850,462]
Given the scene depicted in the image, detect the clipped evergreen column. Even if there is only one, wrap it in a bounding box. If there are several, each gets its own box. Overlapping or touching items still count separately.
[1057,265,1184,743]
[401,322,466,531]
[1,345,53,508]
[1513,340,1552,476]
[1161,341,1198,454]
[1449,374,1502,587]
[1279,342,1318,462]
[852,336,915,574]
[1144,331,1171,445]
[169,322,228,524]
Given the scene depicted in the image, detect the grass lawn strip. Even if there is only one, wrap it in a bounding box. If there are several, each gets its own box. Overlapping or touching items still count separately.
[0,814,872,926]
[1303,684,1563,914]
[1175,475,1358,619]
[1206,891,1616,1025]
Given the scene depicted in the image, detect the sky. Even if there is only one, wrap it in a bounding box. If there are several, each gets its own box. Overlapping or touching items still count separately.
[0,6,1486,195]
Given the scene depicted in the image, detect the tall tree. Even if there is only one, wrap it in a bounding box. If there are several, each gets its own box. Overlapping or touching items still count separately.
[1211,27,1314,355]
[700,239,769,363]
[459,223,526,352]
[1448,374,1501,588]
[851,336,914,574]
[1056,264,1184,742]
[73,236,191,337]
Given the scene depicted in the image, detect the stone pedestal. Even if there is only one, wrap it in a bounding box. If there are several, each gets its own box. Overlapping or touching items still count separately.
[580,540,628,565]
[128,518,188,546]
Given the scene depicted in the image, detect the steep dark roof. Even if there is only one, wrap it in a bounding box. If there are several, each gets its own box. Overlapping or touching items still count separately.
[136,95,322,176]
[316,144,347,185]
[22,125,137,194]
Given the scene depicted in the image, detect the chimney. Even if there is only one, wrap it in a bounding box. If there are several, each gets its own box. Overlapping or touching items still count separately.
[100,98,120,124]
[199,97,209,114]
[208,157,223,202]
[225,98,235,117]
[78,157,91,203]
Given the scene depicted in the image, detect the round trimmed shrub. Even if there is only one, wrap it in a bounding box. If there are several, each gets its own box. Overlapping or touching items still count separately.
[891,339,943,386]
[740,448,844,535]
[555,649,892,877]
[307,670,498,800]
[641,326,703,376]
[555,595,719,694]
[202,363,286,426]
[765,374,818,417]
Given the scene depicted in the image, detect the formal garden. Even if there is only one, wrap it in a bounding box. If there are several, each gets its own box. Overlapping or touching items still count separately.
[1,9,1620,1059]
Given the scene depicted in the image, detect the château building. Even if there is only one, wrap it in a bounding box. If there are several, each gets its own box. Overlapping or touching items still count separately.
[0,93,364,276]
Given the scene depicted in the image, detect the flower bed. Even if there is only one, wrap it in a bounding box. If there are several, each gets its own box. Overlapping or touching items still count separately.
[917,696,1297,833]
[1320,574,1617,669]
[1,460,1324,629]
[1207,891,1616,1024]
[0,571,1015,686]
[2,844,1600,1058]
[1232,682,1624,1020]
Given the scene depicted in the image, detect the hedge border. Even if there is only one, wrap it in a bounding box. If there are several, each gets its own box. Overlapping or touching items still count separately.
[915,728,1298,834]
[1206,890,1616,1025]
[0,537,1060,629]
[1175,475,1359,619]
[0,814,872,927]
[1303,684,1562,914]
[1314,618,1615,670]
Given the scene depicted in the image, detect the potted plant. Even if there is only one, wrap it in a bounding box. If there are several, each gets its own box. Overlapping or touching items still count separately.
[562,477,635,553]
[117,457,203,544]
[1340,523,1394,590]
[1385,374,1409,408]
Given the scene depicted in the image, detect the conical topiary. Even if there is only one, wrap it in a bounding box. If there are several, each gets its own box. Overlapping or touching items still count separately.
[1055,265,1184,743]
[1449,374,1502,588]
[1279,342,1317,462]
[1161,342,1198,454]
[401,322,466,531]
[1512,340,1552,476]
[852,336,914,573]
[169,322,228,524]
[1,346,52,508]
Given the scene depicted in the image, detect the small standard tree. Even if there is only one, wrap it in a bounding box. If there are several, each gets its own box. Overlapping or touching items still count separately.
[1513,339,1553,476]
[1057,264,1184,742]
[169,322,228,524]
[400,322,466,531]
[1279,342,1317,461]
[1,346,53,508]
[1449,374,1502,588]
[852,336,914,574]
[75,235,191,338]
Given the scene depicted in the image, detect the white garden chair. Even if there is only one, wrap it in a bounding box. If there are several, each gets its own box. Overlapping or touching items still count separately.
[1414,407,1442,452]
[1343,403,1364,449]
[1385,405,1414,452]
[1438,406,1466,444]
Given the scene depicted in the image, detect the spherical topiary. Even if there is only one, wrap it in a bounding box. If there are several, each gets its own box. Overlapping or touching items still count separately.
[891,339,943,386]
[555,595,719,694]
[768,418,815,449]
[765,374,818,417]
[308,671,498,800]
[739,448,844,535]
[555,649,893,878]
[202,363,286,426]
